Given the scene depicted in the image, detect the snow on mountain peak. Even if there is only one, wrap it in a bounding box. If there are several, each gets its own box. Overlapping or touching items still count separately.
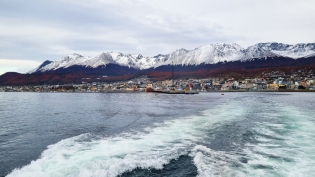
[243,44,279,60]
[26,60,53,74]
[251,42,315,59]
[168,43,244,65]
[28,42,315,73]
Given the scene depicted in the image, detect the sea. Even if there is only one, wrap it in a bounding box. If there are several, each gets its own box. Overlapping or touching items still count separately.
[0,92,315,177]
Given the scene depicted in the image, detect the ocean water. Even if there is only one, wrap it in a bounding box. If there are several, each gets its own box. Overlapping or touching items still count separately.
[0,92,315,177]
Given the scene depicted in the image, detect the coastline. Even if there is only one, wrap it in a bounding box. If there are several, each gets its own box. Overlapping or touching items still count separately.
[1,89,315,93]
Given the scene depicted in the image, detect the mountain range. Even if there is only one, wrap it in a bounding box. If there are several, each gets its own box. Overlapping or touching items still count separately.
[1,42,315,85]
[28,42,315,73]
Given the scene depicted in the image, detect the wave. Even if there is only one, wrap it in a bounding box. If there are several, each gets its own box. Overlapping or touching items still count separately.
[189,102,315,177]
[7,95,315,177]
[7,100,244,177]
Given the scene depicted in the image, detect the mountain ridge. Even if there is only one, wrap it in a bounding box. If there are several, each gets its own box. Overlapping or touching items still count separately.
[1,42,315,85]
[28,42,315,74]
[2,56,315,85]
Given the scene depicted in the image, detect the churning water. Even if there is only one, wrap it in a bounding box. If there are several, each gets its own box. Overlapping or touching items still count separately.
[0,92,314,177]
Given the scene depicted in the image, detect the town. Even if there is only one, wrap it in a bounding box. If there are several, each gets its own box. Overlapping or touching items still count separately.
[1,69,315,92]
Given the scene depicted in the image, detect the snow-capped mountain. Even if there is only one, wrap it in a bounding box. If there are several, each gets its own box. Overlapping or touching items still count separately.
[252,43,315,59]
[29,42,315,73]
[243,44,280,60]
[163,43,245,66]
[27,60,53,74]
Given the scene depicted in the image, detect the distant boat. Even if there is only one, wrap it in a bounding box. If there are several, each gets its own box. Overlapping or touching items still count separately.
[145,84,154,92]
[145,87,154,92]
[152,90,199,94]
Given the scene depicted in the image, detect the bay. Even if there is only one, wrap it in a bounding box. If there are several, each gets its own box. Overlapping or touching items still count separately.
[0,92,314,177]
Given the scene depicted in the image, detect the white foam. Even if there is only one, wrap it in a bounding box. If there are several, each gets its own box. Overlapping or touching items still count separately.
[7,100,245,177]
[9,96,315,177]
[190,145,244,177]
[245,105,315,176]
[188,101,315,177]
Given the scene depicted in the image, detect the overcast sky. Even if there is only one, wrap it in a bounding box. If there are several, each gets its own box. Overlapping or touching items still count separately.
[1,0,315,75]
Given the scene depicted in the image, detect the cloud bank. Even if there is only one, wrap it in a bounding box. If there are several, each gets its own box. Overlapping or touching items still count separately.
[0,0,314,74]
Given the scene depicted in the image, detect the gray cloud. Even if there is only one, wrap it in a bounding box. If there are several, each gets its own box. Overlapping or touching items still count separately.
[0,0,314,74]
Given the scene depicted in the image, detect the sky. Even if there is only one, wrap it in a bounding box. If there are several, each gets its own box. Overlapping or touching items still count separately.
[0,0,315,75]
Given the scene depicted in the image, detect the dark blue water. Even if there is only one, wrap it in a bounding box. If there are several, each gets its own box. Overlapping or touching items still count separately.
[0,92,315,177]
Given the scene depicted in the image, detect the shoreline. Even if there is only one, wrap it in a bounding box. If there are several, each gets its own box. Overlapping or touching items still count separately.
[1,90,315,93]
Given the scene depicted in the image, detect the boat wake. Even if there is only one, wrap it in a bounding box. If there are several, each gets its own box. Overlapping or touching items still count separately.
[7,100,242,177]
[6,95,315,177]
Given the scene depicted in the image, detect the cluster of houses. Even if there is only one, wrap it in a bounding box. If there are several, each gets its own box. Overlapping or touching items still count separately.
[1,72,315,92]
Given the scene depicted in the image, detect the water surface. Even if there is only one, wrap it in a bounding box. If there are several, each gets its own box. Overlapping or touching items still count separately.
[0,92,314,176]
